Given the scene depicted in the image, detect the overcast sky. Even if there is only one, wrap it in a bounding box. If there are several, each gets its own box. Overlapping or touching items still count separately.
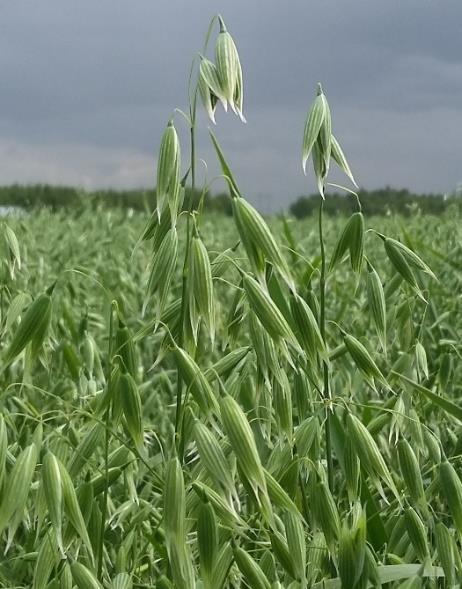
[1,1,461,211]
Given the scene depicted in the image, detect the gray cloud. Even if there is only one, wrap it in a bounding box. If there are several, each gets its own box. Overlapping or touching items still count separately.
[1,0,461,211]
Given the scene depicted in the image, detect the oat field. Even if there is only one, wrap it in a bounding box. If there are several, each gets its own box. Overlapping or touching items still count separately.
[1,14,461,589]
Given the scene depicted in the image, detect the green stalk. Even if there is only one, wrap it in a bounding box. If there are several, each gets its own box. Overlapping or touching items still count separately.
[97,300,117,581]
[318,198,334,491]
[174,87,198,458]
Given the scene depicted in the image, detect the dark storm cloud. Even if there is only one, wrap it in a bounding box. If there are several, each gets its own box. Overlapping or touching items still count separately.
[1,1,461,210]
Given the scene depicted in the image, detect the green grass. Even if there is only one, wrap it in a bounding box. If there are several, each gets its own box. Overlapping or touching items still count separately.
[0,204,460,587]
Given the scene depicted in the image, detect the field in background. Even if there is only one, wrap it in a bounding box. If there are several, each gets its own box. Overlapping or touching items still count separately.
[0,183,460,218]
[0,204,461,586]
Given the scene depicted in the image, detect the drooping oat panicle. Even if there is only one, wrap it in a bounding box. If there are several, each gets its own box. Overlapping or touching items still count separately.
[190,231,215,344]
[0,443,38,536]
[164,458,196,589]
[70,562,103,589]
[115,319,138,378]
[414,340,429,380]
[331,134,357,187]
[344,436,360,504]
[269,530,297,580]
[3,223,21,277]
[3,288,53,368]
[192,481,242,527]
[404,506,430,563]
[366,261,387,352]
[385,237,436,280]
[41,451,65,557]
[306,531,327,586]
[205,346,250,382]
[173,345,219,414]
[232,196,292,286]
[163,457,185,541]
[423,429,441,465]
[382,235,425,299]
[294,416,319,458]
[302,84,328,174]
[67,423,104,478]
[435,522,455,587]
[397,439,428,515]
[156,120,180,220]
[211,545,234,589]
[311,475,341,553]
[220,394,271,518]
[439,460,462,537]
[199,56,227,111]
[197,499,218,584]
[193,421,236,503]
[58,458,95,561]
[347,413,400,501]
[33,529,59,589]
[349,211,365,272]
[290,292,326,364]
[233,545,271,589]
[118,371,144,450]
[243,273,298,348]
[264,469,301,517]
[146,226,178,321]
[343,331,388,390]
[215,16,245,121]
[338,525,359,588]
[284,511,307,587]
[199,71,219,124]
[329,212,364,272]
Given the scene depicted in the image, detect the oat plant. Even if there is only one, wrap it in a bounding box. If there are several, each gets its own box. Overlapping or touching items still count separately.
[1,12,462,589]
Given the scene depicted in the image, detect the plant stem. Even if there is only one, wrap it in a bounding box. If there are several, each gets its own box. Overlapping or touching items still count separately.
[174,89,198,457]
[97,301,116,581]
[318,198,334,491]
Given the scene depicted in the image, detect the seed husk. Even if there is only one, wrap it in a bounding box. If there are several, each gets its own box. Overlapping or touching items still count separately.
[435,522,455,587]
[41,451,65,557]
[0,443,38,536]
[118,371,144,450]
[243,273,298,347]
[232,196,292,286]
[404,506,429,563]
[397,439,427,515]
[156,121,180,220]
[3,291,52,368]
[197,499,218,582]
[190,232,215,344]
[366,261,387,352]
[215,17,242,116]
[70,562,102,589]
[331,134,357,186]
[439,460,462,537]
[233,545,271,589]
[347,412,400,501]
[302,85,327,174]
[343,332,388,390]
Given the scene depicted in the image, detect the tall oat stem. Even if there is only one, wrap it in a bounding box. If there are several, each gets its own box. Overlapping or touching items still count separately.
[318,198,334,490]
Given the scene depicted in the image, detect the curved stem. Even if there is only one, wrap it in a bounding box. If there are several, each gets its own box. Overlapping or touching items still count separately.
[318,198,334,491]
[175,85,199,457]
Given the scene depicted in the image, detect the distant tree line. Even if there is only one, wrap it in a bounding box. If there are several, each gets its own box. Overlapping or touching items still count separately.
[0,184,460,217]
[289,187,459,218]
[0,184,233,215]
